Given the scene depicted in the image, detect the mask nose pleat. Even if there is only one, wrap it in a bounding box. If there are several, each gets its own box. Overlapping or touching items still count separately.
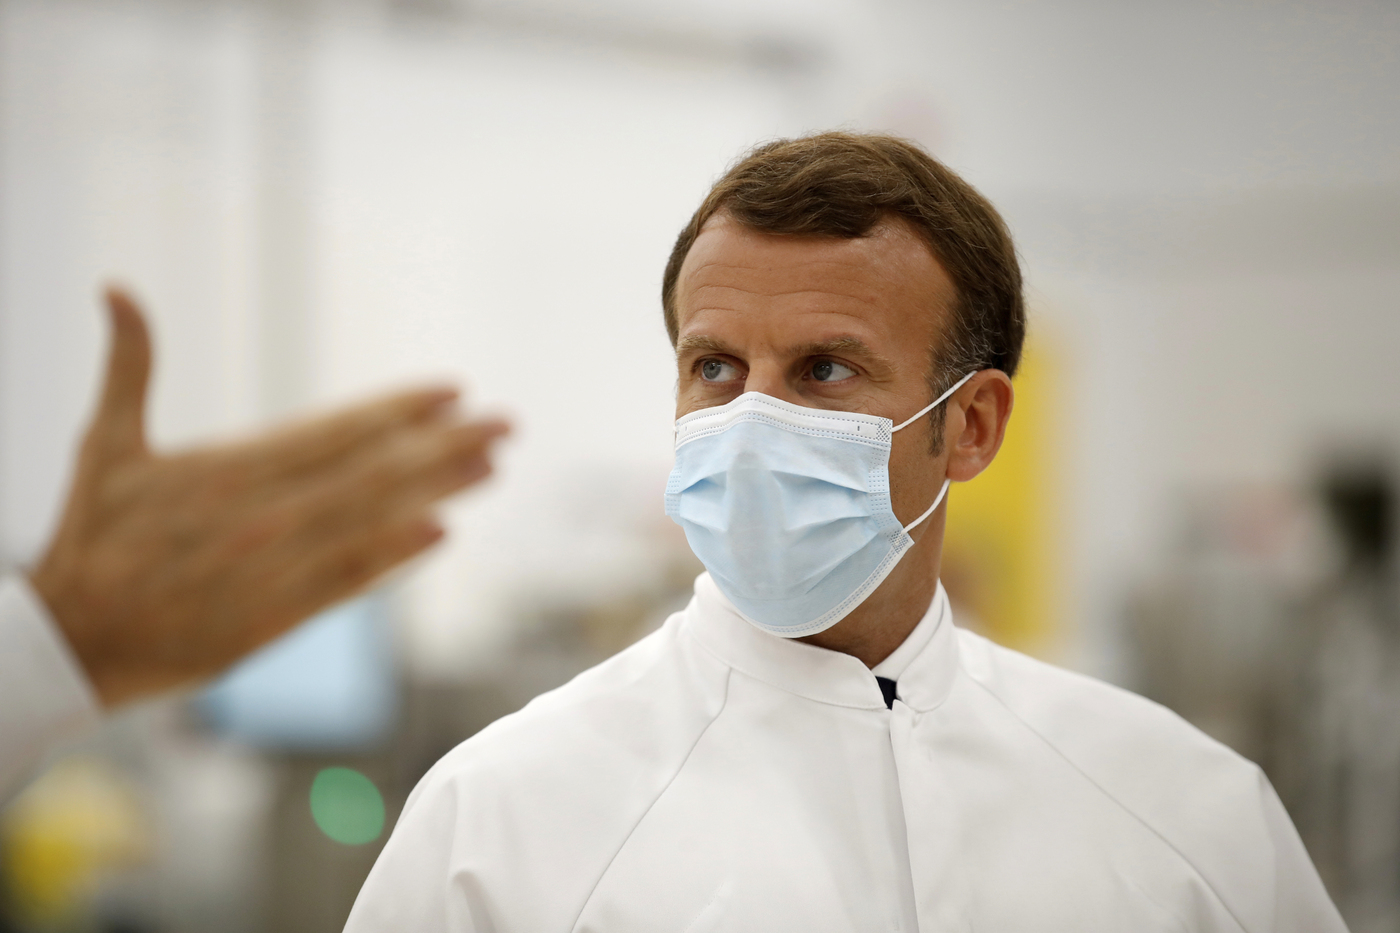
[673,469,872,535]
[729,447,870,491]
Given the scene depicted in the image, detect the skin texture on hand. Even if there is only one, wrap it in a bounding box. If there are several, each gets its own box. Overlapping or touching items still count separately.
[28,288,510,708]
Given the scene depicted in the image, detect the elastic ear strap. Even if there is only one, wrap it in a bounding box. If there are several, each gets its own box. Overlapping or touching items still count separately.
[892,370,978,433]
[904,478,952,534]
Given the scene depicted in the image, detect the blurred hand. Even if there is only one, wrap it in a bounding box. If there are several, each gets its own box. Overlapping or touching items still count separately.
[28,288,510,708]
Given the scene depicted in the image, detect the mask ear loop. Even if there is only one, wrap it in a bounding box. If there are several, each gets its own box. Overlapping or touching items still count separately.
[891,370,978,433]
[891,370,979,534]
[904,479,950,533]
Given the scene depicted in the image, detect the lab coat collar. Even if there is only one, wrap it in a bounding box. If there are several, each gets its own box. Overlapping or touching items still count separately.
[891,585,959,712]
[685,573,959,713]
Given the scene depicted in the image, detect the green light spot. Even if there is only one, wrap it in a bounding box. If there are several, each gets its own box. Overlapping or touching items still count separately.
[310,767,385,846]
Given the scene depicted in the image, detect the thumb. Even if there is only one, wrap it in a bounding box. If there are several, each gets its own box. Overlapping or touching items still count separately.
[88,285,152,460]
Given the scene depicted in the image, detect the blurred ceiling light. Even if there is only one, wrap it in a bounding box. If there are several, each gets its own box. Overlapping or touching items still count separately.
[383,0,831,74]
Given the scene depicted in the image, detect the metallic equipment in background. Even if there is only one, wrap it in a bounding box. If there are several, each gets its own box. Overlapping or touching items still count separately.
[1127,459,1400,933]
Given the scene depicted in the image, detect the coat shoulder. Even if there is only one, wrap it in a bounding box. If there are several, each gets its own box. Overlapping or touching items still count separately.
[346,615,731,933]
[422,613,729,805]
[955,627,1248,782]
[954,628,1344,933]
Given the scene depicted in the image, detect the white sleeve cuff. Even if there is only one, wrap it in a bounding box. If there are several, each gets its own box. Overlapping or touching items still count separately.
[0,572,101,803]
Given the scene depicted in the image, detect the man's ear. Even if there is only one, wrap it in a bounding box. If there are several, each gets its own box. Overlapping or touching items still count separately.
[945,370,1014,483]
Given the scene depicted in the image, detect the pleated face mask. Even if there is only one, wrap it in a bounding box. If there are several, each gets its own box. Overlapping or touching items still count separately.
[665,371,976,638]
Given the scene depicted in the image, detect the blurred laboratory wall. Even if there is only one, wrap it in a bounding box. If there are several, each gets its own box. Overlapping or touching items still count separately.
[1,0,1398,930]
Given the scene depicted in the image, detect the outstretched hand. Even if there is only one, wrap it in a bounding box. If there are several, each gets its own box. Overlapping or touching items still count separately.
[28,287,510,707]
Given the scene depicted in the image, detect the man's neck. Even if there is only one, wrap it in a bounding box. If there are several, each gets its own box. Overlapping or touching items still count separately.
[798,527,944,668]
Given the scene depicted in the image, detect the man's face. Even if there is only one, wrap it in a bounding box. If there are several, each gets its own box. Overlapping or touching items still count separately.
[671,212,960,533]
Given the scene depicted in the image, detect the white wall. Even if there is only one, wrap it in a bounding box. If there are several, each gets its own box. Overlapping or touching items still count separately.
[0,0,265,562]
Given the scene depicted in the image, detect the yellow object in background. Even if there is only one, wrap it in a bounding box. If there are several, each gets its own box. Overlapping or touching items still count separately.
[0,758,153,927]
[942,333,1063,658]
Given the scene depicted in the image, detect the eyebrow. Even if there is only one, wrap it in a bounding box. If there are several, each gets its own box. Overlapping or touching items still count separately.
[675,334,898,373]
[675,334,735,357]
[790,336,885,362]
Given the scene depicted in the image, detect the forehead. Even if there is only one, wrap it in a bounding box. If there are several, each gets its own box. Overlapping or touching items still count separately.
[672,214,955,346]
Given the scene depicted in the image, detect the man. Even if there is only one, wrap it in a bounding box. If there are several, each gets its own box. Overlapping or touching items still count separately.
[0,288,509,802]
[343,133,1345,931]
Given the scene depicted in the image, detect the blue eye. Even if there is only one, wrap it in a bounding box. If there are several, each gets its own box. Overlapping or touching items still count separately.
[811,360,856,382]
[700,359,740,382]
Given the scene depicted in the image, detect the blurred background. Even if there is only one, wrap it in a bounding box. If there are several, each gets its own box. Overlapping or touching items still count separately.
[1,0,1397,929]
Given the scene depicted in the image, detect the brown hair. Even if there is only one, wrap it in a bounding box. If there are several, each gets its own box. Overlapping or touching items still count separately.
[661,132,1025,424]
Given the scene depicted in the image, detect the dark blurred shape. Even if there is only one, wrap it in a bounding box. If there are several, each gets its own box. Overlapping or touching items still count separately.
[100,912,158,933]
[1322,462,1393,570]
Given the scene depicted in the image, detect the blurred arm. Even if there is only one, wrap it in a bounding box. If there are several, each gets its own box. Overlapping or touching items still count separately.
[0,574,101,803]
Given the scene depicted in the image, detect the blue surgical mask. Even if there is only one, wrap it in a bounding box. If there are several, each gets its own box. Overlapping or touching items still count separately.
[665,371,977,638]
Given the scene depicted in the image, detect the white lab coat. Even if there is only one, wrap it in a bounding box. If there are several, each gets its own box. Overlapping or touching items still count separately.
[0,574,100,803]
[345,574,1346,932]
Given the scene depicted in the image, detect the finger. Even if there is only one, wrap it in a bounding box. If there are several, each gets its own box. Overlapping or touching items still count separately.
[223,385,464,485]
[198,417,506,568]
[87,286,153,460]
[289,418,509,535]
[242,514,445,652]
